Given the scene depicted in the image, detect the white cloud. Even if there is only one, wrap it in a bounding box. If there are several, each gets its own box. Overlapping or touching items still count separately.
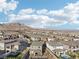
[0,0,18,14]
[48,10,65,16]
[19,8,35,15]
[64,1,79,24]
[0,0,6,3]
[8,1,79,28]
[8,8,66,28]
[36,9,48,15]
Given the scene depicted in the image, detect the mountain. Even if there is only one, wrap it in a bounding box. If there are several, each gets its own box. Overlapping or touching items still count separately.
[0,23,78,32]
[0,23,32,31]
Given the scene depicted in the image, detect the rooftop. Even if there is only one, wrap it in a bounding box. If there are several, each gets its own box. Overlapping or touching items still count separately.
[31,41,43,46]
[47,41,64,46]
[61,41,79,46]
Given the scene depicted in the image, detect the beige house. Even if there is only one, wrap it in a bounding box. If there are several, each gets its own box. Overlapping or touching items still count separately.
[0,38,20,52]
[30,41,43,56]
[0,31,4,38]
[46,41,68,56]
[61,41,79,51]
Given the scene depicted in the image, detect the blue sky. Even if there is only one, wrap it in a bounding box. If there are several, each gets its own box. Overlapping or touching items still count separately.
[0,0,79,30]
[17,0,78,9]
[15,0,79,12]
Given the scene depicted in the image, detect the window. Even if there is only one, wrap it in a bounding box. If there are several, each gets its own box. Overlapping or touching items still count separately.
[7,46,10,48]
[76,45,78,48]
[38,46,40,48]
[73,46,75,49]
[11,45,14,49]
[69,46,71,48]
[7,50,9,52]
[35,52,38,56]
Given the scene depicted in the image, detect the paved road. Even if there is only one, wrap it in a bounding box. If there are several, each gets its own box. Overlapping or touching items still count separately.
[22,48,29,59]
[24,51,29,59]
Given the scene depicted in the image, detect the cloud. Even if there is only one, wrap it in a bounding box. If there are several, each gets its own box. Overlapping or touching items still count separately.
[36,9,48,15]
[64,1,79,24]
[0,0,18,14]
[0,0,6,3]
[19,8,35,15]
[8,1,79,28]
[8,9,66,28]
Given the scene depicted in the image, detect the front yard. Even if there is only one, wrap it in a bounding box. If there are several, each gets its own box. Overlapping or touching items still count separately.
[6,48,29,59]
[6,52,23,59]
[66,50,79,59]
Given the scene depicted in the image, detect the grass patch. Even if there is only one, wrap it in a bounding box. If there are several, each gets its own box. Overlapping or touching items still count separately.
[6,52,23,59]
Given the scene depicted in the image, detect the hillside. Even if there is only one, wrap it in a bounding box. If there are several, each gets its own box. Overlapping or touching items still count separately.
[0,23,32,31]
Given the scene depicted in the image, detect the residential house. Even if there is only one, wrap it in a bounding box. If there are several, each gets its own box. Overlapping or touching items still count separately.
[0,38,20,52]
[30,41,44,56]
[61,41,79,51]
[46,41,68,56]
[0,31,4,38]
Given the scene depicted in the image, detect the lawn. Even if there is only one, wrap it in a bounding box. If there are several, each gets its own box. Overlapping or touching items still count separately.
[66,50,79,59]
[6,52,23,59]
[6,48,29,59]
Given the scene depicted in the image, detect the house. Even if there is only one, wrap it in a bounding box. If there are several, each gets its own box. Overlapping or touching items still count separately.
[0,37,21,59]
[30,41,44,56]
[46,41,68,50]
[46,40,79,56]
[0,38,20,52]
[53,49,66,56]
[61,41,79,51]
[31,36,41,41]
[47,37,55,41]
[73,38,79,41]
[0,32,29,53]
[0,31,4,38]
[46,41,68,56]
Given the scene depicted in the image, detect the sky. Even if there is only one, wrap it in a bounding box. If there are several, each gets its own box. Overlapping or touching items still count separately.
[0,0,79,30]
